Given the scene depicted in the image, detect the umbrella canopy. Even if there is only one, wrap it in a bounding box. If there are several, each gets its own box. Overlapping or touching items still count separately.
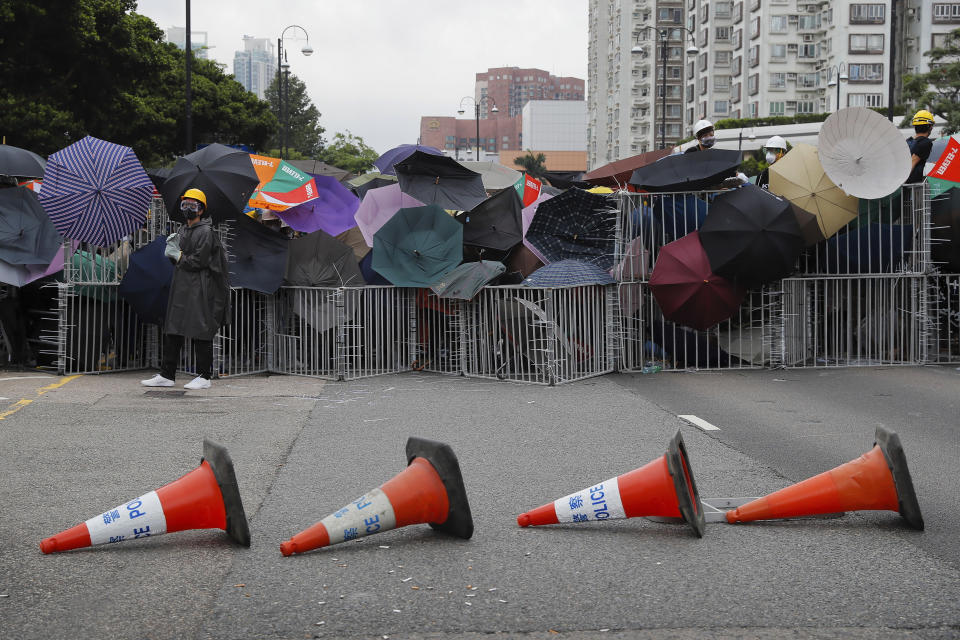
[248,155,320,212]
[650,231,746,331]
[430,260,505,299]
[628,149,742,192]
[788,203,826,248]
[372,204,463,287]
[931,188,960,271]
[0,246,64,287]
[522,259,615,287]
[923,134,955,178]
[39,136,153,246]
[284,230,364,287]
[375,144,443,176]
[287,159,352,182]
[583,149,672,188]
[226,215,289,294]
[505,244,544,280]
[145,167,172,190]
[817,107,911,199]
[525,188,617,270]
[117,237,174,324]
[926,136,960,198]
[71,250,117,300]
[162,144,260,223]
[0,186,63,266]
[336,226,370,261]
[275,174,360,235]
[395,151,488,211]
[459,187,524,256]
[458,161,522,192]
[354,183,425,247]
[521,192,554,264]
[768,143,858,240]
[820,223,912,274]
[0,144,46,179]
[358,249,390,285]
[348,172,398,200]
[698,184,804,285]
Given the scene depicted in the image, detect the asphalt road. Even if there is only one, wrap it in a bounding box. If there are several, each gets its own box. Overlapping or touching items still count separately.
[0,368,957,640]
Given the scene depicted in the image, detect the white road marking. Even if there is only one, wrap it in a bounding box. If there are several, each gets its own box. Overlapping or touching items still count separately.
[678,414,721,431]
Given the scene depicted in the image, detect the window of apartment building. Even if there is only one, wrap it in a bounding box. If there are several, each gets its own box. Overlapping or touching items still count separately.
[715,51,732,66]
[715,1,732,18]
[734,1,743,22]
[733,28,743,49]
[770,15,788,32]
[687,60,695,79]
[749,45,760,66]
[769,101,785,115]
[933,4,960,22]
[750,17,761,39]
[701,2,710,22]
[699,77,708,94]
[797,100,816,114]
[769,72,786,89]
[849,3,885,24]
[749,101,759,117]
[799,44,818,58]
[714,100,730,114]
[798,72,819,88]
[732,55,742,75]
[669,66,683,79]
[688,84,696,102]
[716,25,732,41]
[748,73,759,95]
[732,82,742,102]
[687,107,695,124]
[849,34,884,54]
[714,75,731,91]
[658,7,682,23]
[848,93,884,107]
[932,32,954,48]
[699,51,709,71]
[656,85,683,98]
[700,28,709,47]
[665,104,683,118]
[770,43,786,60]
[798,14,819,30]
[750,0,761,10]
[668,46,683,60]
[848,63,883,82]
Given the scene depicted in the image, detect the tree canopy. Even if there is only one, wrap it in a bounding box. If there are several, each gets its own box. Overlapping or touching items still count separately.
[265,73,326,158]
[318,131,378,174]
[514,151,548,180]
[903,28,960,135]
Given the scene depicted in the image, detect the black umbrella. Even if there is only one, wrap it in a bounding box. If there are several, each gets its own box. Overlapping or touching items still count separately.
[0,144,46,179]
[698,184,803,285]
[458,188,523,261]
[117,237,174,325]
[0,186,63,266]
[161,143,259,223]
[359,250,390,285]
[394,151,488,211]
[226,215,289,294]
[629,149,742,192]
[524,188,617,270]
[352,176,398,200]
[931,189,960,271]
[145,167,172,190]
[285,230,364,287]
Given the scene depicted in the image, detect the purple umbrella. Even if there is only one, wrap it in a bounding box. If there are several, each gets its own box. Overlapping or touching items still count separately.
[354,183,424,247]
[521,192,553,265]
[374,144,443,176]
[275,174,359,236]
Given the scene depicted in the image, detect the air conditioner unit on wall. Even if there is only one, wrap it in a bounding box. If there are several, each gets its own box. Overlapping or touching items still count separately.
[802,34,814,42]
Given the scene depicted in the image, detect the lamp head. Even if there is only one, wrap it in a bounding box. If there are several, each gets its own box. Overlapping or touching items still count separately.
[301,44,313,56]
[631,44,644,54]
[457,109,465,115]
[827,77,837,87]
[491,105,499,113]
[839,72,848,81]
[686,45,699,55]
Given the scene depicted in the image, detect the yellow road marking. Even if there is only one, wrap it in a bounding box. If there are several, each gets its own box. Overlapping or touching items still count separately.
[0,375,82,420]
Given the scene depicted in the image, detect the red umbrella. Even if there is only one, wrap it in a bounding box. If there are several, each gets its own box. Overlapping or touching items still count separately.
[650,231,746,331]
[583,149,672,189]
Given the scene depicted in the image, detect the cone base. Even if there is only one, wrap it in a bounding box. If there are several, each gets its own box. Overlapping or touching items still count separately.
[406,437,473,539]
[875,428,924,531]
[665,431,706,538]
[203,439,251,546]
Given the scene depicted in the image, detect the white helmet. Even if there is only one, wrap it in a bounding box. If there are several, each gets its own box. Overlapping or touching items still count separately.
[765,135,787,150]
[694,119,714,137]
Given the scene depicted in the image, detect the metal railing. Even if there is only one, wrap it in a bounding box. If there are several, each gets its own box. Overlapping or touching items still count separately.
[924,273,960,364]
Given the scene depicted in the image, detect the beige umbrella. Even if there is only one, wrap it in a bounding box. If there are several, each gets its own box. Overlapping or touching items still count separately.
[457,160,521,192]
[817,107,911,200]
[335,226,370,261]
[769,143,858,239]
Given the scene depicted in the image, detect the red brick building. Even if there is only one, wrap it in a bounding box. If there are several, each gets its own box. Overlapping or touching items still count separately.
[475,67,585,119]
[419,115,523,159]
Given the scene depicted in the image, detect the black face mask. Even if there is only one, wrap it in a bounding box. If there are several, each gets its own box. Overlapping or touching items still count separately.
[185,210,201,221]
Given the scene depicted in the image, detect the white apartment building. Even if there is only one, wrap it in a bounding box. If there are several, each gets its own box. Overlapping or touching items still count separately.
[903,1,960,76]
[233,36,276,100]
[164,26,209,60]
[522,101,588,151]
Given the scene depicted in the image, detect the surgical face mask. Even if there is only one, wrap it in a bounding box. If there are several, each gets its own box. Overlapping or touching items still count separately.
[700,135,716,148]
[766,151,779,164]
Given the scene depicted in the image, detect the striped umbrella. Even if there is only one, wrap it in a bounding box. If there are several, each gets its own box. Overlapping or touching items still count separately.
[39,136,153,246]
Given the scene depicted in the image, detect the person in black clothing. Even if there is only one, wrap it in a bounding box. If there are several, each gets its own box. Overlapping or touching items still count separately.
[906,109,935,184]
[685,119,716,153]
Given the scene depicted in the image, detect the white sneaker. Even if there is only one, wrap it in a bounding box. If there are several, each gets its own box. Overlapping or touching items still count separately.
[141,374,174,387]
[184,376,211,390]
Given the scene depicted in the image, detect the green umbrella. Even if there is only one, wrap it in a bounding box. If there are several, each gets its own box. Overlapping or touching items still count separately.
[430,260,505,300]
[372,204,463,287]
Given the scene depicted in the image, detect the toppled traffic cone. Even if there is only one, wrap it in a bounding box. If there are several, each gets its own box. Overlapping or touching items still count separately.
[726,427,924,530]
[516,430,705,537]
[280,437,473,556]
[40,440,250,553]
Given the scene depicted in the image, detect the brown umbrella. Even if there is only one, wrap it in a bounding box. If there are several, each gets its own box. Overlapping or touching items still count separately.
[583,149,672,189]
[506,244,544,279]
[336,226,370,261]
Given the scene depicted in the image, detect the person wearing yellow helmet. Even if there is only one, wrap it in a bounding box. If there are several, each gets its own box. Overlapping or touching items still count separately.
[142,187,230,391]
[907,109,936,184]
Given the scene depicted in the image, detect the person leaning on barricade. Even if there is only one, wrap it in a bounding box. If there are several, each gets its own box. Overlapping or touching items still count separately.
[683,119,749,188]
[756,136,788,191]
[141,188,230,390]
[906,110,935,185]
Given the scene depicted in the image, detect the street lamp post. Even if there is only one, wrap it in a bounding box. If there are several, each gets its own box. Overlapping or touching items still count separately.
[185,0,192,154]
[826,63,848,111]
[632,27,698,149]
[458,96,498,162]
[277,25,313,158]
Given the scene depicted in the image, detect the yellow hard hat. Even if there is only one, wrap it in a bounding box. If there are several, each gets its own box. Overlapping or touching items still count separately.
[180,188,207,207]
[912,110,935,126]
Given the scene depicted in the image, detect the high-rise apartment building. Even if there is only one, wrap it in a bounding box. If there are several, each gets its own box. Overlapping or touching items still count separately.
[474,67,585,119]
[233,36,275,100]
[588,0,957,170]
[164,26,209,59]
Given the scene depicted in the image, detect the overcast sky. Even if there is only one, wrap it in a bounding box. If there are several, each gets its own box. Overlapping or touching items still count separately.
[135,1,588,155]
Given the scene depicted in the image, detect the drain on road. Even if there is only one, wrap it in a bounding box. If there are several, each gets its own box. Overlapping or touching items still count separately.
[143,390,188,398]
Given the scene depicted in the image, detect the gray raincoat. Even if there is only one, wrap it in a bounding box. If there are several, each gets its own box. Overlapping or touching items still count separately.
[164,217,230,340]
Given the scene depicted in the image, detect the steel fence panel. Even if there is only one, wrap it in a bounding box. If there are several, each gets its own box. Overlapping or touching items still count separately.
[925,273,960,364]
[340,286,414,380]
[272,286,340,379]
[412,290,465,375]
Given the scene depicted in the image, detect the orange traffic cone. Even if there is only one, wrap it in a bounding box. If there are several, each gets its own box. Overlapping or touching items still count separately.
[40,440,250,553]
[726,427,924,530]
[516,431,705,537]
[280,437,473,556]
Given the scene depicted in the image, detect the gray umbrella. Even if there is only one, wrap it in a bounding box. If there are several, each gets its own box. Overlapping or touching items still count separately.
[0,186,63,266]
[395,151,488,211]
[0,144,46,179]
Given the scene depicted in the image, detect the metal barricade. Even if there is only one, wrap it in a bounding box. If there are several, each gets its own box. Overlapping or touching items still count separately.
[781,276,925,368]
[617,282,783,372]
[463,285,615,385]
[272,286,341,379]
[412,290,466,375]
[924,273,960,364]
[340,286,414,381]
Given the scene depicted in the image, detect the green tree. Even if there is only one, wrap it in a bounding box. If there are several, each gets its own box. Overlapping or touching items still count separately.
[318,131,378,174]
[903,28,960,134]
[514,151,548,180]
[265,73,326,158]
